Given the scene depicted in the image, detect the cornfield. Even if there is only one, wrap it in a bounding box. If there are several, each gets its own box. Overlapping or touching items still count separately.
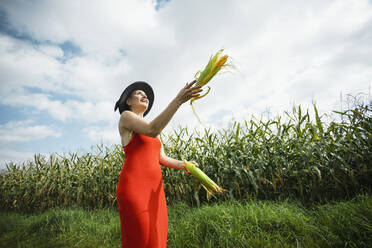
[1,104,371,212]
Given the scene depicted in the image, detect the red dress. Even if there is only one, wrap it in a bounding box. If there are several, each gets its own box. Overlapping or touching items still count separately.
[116,132,168,248]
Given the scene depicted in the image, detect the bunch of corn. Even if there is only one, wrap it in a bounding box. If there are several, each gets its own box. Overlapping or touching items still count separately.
[191,49,229,123]
[183,159,226,200]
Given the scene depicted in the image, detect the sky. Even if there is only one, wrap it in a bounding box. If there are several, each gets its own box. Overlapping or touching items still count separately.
[0,0,371,169]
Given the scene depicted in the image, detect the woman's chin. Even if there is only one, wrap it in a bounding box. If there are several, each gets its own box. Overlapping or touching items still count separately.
[140,104,148,112]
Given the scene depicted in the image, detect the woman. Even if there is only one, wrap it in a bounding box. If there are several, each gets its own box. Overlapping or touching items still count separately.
[114,80,202,247]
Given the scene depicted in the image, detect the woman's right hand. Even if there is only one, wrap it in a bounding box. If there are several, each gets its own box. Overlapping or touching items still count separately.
[175,80,203,104]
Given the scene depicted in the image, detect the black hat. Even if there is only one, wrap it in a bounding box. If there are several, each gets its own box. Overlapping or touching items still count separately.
[114,81,154,116]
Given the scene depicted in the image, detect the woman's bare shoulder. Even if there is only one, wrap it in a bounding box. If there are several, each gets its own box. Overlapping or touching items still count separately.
[119,111,132,130]
[119,110,137,121]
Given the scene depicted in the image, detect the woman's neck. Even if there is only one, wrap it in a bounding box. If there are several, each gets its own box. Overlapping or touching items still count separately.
[130,108,144,118]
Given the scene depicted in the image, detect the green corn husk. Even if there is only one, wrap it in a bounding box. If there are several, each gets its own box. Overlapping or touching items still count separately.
[191,49,229,123]
[183,159,226,200]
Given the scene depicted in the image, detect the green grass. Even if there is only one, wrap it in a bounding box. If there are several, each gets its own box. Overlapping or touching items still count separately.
[0,207,121,248]
[1,195,371,248]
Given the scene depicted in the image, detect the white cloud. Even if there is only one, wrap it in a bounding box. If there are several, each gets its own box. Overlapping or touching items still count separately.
[2,88,118,123]
[0,119,61,143]
[2,0,370,126]
[2,89,73,121]
[157,0,372,128]
[65,99,117,123]
[83,120,120,144]
[0,0,371,163]
[0,34,64,94]
[0,0,173,57]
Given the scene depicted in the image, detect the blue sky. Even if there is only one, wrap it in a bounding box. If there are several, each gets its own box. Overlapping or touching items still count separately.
[0,0,371,169]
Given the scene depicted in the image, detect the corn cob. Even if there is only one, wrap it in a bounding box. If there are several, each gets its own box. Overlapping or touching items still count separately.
[183,159,226,200]
[191,49,229,123]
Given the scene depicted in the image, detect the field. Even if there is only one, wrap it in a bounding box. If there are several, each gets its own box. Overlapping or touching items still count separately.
[0,103,371,247]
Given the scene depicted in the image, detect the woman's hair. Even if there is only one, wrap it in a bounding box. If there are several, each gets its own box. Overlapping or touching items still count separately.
[115,90,134,114]
[125,91,134,111]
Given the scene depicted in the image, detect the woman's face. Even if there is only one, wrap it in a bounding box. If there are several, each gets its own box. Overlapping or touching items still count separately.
[126,90,149,112]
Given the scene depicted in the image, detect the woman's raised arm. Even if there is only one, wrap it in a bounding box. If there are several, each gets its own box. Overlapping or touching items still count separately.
[119,80,202,138]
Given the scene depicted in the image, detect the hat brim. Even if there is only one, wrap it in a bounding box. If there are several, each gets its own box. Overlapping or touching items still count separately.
[115,81,154,117]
